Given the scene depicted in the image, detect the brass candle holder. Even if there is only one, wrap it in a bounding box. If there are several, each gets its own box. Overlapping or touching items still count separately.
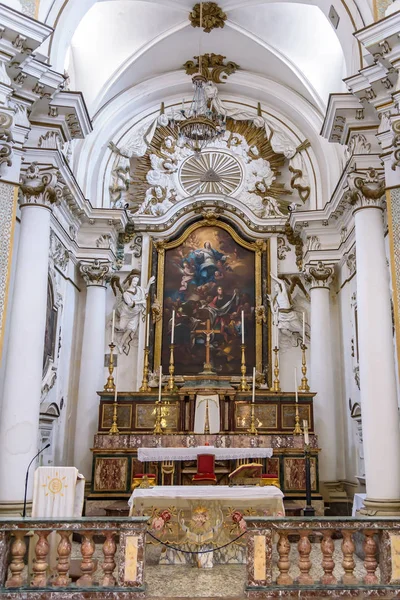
[299,343,310,392]
[139,346,151,392]
[165,344,178,394]
[247,403,258,435]
[109,400,120,435]
[104,342,116,392]
[293,404,302,435]
[153,400,164,435]
[270,346,281,393]
[239,344,250,391]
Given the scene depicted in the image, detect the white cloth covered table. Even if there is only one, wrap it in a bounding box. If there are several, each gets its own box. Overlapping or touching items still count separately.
[137,446,273,462]
[352,492,366,516]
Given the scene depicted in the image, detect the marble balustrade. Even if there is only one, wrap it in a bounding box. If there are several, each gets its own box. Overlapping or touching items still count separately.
[245,516,400,597]
[0,517,148,598]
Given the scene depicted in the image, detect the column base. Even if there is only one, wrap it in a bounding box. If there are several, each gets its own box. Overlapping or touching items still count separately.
[0,500,30,517]
[359,498,400,516]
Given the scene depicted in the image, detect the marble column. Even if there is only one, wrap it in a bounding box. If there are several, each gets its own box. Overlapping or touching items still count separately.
[73,259,111,480]
[0,163,63,514]
[349,168,400,514]
[305,261,337,485]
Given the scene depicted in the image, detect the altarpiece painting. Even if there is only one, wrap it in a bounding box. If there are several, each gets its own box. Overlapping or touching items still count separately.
[153,221,266,377]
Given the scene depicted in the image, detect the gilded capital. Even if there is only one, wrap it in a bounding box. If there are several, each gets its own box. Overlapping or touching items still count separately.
[80,259,112,287]
[346,168,385,213]
[19,162,64,209]
[305,261,334,289]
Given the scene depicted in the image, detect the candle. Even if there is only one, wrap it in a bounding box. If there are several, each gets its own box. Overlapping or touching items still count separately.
[111,310,115,344]
[114,369,118,403]
[302,312,305,345]
[158,365,162,403]
[146,313,150,347]
[241,310,245,344]
[252,367,256,403]
[294,367,298,403]
[171,310,175,344]
[181,98,185,112]
[303,420,309,445]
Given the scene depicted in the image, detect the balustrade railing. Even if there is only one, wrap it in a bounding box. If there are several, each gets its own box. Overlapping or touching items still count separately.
[0,517,148,597]
[245,516,400,597]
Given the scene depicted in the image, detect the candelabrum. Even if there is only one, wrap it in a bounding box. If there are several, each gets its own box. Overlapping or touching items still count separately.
[153,401,164,435]
[299,343,310,392]
[139,346,151,392]
[109,401,120,435]
[270,347,281,393]
[293,404,302,435]
[303,443,315,516]
[247,402,258,435]
[239,344,250,391]
[204,399,210,435]
[104,342,116,392]
[165,344,178,394]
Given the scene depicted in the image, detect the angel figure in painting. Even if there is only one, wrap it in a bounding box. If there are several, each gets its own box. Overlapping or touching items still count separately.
[111,270,155,355]
[268,273,310,348]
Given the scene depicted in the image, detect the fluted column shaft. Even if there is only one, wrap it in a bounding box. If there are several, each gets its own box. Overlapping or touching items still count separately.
[350,170,400,510]
[306,262,337,484]
[0,164,63,511]
[73,260,111,479]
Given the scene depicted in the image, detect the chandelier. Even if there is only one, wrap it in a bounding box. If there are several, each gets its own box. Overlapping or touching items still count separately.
[174,3,226,153]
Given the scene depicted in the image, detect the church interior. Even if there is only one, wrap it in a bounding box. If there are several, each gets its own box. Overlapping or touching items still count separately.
[2,0,400,597]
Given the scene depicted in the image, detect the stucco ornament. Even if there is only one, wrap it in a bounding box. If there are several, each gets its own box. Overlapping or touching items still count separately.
[268,274,310,350]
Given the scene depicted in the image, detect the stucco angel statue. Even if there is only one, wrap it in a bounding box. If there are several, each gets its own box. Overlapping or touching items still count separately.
[111,270,155,355]
[268,273,310,348]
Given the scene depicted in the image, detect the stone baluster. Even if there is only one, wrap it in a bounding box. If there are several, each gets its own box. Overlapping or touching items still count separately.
[276,531,293,585]
[363,530,378,584]
[102,531,117,586]
[76,532,96,586]
[53,531,72,587]
[297,530,313,585]
[5,531,27,588]
[341,530,357,584]
[320,530,336,584]
[31,530,50,587]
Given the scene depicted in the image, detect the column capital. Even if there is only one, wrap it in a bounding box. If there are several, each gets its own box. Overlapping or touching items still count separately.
[19,162,64,209]
[79,259,112,288]
[346,168,385,213]
[0,109,14,172]
[305,261,334,289]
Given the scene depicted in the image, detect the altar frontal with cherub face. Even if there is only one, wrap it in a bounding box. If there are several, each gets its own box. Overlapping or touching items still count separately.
[153,220,267,379]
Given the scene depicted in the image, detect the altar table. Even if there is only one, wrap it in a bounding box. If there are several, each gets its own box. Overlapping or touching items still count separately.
[137,446,273,462]
[129,485,284,567]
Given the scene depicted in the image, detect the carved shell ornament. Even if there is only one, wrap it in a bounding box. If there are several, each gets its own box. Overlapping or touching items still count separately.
[179,150,243,195]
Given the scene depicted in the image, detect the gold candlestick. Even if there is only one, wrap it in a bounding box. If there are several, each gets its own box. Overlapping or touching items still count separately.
[293,404,302,435]
[109,400,120,435]
[247,402,258,435]
[299,343,310,392]
[239,344,250,391]
[153,401,164,435]
[270,346,281,393]
[204,399,210,434]
[104,342,116,392]
[165,344,178,394]
[139,346,151,392]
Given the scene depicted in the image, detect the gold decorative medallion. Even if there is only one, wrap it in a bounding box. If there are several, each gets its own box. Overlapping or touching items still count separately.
[189,2,227,32]
[42,472,68,497]
[184,53,239,84]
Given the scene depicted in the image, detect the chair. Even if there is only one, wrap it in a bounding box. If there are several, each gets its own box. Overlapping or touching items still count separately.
[192,453,217,485]
[260,459,280,488]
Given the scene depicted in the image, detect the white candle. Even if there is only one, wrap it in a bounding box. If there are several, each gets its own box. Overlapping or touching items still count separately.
[146,313,150,347]
[181,98,185,112]
[303,420,309,445]
[111,310,115,344]
[171,310,175,344]
[241,310,245,344]
[294,367,298,403]
[302,312,305,345]
[158,365,162,403]
[252,367,256,403]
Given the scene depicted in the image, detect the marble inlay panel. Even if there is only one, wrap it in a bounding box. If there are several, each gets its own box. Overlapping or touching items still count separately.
[0,183,17,359]
[254,535,266,581]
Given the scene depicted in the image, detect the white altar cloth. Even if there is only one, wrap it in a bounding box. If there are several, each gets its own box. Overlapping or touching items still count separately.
[352,492,366,516]
[129,484,283,508]
[137,446,273,462]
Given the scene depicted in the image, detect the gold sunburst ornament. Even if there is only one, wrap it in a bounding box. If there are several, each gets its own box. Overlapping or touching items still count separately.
[179,150,243,195]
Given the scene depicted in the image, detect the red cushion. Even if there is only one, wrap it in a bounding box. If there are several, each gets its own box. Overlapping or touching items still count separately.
[193,474,217,481]
[262,474,278,479]
[197,454,215,474]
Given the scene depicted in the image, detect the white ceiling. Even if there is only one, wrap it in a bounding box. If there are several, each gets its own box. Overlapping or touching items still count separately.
[67,0,347,115]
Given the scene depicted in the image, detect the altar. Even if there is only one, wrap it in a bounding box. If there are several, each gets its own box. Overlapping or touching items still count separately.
[128,485,285,567]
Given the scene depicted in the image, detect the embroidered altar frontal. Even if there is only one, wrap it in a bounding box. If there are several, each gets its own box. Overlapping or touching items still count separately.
[129,485,284,566]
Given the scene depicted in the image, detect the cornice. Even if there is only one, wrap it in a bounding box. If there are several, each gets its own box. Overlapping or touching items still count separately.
[0,4,53,49]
